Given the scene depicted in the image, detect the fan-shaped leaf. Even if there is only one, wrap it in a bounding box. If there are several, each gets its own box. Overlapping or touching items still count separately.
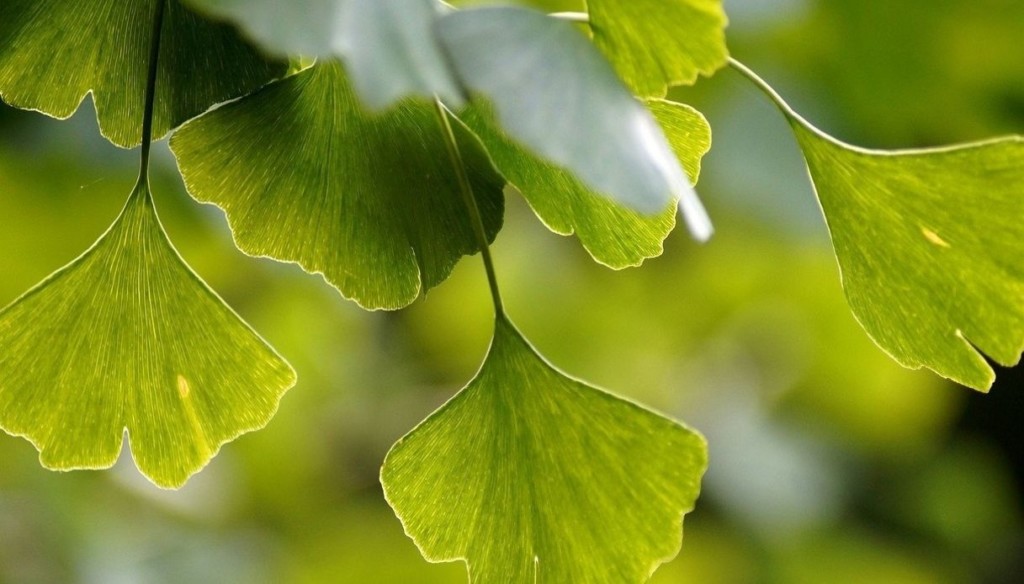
[169,61,505,310]
[382,317,707,583]
[458,99,711,268]
[793,123,1024,390]
[0,184,296,488]
[587,0,729,97]
[438,6,712,240]
[0,0,286,148]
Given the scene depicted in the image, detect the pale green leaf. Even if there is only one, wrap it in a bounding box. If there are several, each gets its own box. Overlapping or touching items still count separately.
[792,122,1024,390]
[438,6,712,239]
[458,99,711,267]
[184,0,463,108]
[169,61,505,311]
[0,0,286,148]
[382,317,707,583]
[587,0,729,97]
[0,184,296,488]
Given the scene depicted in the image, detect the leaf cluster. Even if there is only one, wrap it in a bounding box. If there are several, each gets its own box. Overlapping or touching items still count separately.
[0,1,1021,582]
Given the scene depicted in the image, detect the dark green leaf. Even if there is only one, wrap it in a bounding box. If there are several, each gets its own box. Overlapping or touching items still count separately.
[169,61,505,310]
[0,0,286,148]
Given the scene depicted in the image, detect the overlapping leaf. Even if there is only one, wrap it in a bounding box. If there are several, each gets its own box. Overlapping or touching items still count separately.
[170,61,505,310]
[184,0,462,108]
[458,99,711,267]
[438,6,712,242]
[587,0,730,97]
[0,184,296,488]
[383,317,707,583]
[791,122,1024,390]
[0,0,286,148]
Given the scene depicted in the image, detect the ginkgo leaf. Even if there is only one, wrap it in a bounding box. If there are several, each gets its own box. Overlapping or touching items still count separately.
[438,6,713,240]
[382,317,707,583]
[169,60,505,311]
[184,0,462,108]
[0,183,296,488]
[792,122,1024,390]
[586,0,729,97]
[458,99,711,268]
[0,0,286,148]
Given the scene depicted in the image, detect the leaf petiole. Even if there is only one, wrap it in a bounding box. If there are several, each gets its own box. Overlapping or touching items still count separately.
[432,97,506,318]
[727,57,810,128]
[137,0,167,185]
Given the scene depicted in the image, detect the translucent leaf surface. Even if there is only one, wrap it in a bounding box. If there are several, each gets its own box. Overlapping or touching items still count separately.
[169,61,505,311]
[185,0,462,108]
[382,317,707,583]
[438,6,712,239]
[458,99,711,267]
[0,0,286,148]
[0,184,296,488]
[587,0,729,97]
[793,123,1024,390]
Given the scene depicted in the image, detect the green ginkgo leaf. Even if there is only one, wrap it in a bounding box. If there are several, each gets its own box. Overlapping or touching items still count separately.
[382,317,707,583]
[185,0,463,108]
[793,123,1024,390]
[587,0,730,97]
[0,183,296,488]
[169,60,505,310]
[0,0,286,148]
[458,99,711,268]
[438,6,713,240]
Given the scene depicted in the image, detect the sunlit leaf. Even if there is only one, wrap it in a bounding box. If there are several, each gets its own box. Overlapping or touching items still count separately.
[459,99,711,267]
[184,0,462,108]
[438,6,712,240]
[792,121,1024,390]
[169,60,505,311]
[0,184,296,488]
[0,0,286,148]
[382,317,707,583]
[587,0,729,97]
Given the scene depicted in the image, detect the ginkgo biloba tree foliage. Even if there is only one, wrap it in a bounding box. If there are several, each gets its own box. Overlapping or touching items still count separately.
[0,0,1021,582]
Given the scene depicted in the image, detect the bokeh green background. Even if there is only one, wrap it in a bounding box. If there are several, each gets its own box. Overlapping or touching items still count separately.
[1,0,1023,582]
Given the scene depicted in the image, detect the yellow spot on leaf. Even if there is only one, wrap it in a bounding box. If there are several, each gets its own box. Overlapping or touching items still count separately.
[176,374,211,460]
[921,227,950,248]
[177,374,190,398]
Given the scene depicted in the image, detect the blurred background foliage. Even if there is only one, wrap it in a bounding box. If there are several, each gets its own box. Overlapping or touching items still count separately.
[1,0,1023,582]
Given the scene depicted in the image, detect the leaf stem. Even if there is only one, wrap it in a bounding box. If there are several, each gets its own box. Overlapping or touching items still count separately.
[727,57,808,127]
[432,98,506,319]
[137,0,167,186]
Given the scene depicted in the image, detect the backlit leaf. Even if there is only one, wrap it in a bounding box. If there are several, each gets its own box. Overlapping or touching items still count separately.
[382,317,707,583]
[458,99,711,268]
[184,0,463,108]
[792,122,1024,390]
[169,61,505,310]
[438,6,713,240]
[0,184,296,488]
[0,0,286,148]
[587,0,729,97]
